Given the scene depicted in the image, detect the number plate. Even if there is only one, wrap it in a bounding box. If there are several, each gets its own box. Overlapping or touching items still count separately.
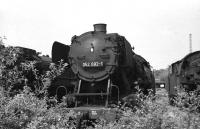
[82,61,104,67]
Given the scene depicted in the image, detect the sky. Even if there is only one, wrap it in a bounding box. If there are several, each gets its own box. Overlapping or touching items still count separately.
[0,0,200,69]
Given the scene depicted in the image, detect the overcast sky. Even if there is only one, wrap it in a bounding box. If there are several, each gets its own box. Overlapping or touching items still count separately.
[1,0,200,69]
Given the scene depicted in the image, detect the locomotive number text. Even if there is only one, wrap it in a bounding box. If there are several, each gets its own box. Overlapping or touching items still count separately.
[82,61,104,67]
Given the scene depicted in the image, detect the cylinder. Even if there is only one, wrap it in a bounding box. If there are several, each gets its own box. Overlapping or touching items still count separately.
[93,24,107,33]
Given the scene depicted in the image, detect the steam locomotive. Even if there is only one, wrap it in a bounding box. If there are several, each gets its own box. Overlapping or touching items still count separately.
[50,24,155,120]
[166,51,200,103]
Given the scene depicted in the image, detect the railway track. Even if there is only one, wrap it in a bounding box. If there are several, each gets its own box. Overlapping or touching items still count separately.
[155,88,169,105]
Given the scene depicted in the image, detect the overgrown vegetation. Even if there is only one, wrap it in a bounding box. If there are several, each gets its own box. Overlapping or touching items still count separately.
[1,41,200,128]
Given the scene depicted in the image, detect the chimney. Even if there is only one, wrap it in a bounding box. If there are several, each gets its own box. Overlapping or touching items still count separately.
[93,24,107,33]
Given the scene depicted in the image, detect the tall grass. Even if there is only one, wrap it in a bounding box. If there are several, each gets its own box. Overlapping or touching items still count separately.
[1,43,200,129]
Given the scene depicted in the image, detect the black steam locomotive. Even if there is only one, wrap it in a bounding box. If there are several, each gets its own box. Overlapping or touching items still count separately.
[50,24,155,120]
[166,51,200,102]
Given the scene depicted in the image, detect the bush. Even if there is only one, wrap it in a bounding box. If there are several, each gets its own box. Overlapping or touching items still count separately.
[94,88,200,129]
[1,42,200,129]
[0,44,76,129]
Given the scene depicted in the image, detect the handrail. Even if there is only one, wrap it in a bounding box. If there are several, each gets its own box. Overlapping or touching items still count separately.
[72,93,108,96]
